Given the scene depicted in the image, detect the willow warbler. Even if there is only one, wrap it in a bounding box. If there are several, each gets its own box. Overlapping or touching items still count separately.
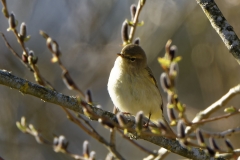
[108,44,171,130]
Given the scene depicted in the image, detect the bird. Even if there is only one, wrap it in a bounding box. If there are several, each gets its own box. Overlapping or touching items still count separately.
[108,44,173,135]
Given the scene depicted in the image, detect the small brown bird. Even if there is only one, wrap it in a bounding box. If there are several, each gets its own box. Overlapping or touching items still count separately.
[108,44,173,134]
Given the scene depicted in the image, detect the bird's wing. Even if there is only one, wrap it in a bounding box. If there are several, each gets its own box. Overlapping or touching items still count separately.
[145,66,163,111]
[145,66,159,89]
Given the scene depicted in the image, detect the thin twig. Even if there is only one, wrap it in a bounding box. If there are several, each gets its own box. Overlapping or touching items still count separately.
[77,114,100,136]
[192,109,240,125]
[109,108,117,153]
[1,32,21,59]
[1,32,33,71]
[16,117,86,160]
[155,148,169,160]
[117,129,158,157]
[128,0,145,43]
[110,129,116,148]
[1,4,53,88]
[202,126,240,138]
[39,31,85,97]
[64,151,87,160]
[12,28,28,56]
[1,33,54,88]
[186,84,240,134]
[1,0,9,18]
[61,106,125,160]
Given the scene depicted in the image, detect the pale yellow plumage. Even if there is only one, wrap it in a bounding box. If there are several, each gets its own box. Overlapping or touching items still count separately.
[108,44,163,123]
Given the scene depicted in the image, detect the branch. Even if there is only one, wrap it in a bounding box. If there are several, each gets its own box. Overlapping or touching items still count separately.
[117,129,158,157]
[0,70,226,160]
[39,31,85,97]
[196,0,240,64]
[61,107,124,159]
[186,84,240,134]
[128,0,145,43]
[202,126,240,138]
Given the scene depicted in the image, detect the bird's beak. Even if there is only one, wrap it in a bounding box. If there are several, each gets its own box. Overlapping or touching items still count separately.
[117,53,122,57]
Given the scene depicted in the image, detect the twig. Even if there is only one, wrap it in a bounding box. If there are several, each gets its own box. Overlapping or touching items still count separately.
[202,126,240,138]
[12,28,28,56]
[16,117,86,160]
[192,109,240,125]
[117,129,158,157]
[61,106,125,160]
[1,32,34,71]
[110,129,116,148]
[186,84,240,134]
[39,31,85,97]
[128,0,145,43]
[196,0,240,64]
[0,70,226,160]
[155,148,169,160]
[109,108,117,153]
[1,32,21,59]
[1,33,54,88]
[77,114,100,136]
[1,0,9,18]
[1,2,54,88]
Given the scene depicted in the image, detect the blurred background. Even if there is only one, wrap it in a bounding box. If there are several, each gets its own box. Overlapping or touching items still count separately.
[0,0,240,159]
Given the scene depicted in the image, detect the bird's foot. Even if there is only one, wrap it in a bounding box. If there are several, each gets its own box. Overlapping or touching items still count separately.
[143,123,149,128]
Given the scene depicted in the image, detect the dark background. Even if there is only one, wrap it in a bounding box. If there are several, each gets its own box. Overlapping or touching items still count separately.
[0,0,240,159]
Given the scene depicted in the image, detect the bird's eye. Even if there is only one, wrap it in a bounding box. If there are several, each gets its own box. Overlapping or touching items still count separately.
[130,58,136,62]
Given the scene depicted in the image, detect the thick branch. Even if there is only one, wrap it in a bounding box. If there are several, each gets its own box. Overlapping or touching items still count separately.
[196,0,240,63]
[0,70,225,160]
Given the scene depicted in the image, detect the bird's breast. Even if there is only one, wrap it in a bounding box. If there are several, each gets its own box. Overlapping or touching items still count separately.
[107,66,163,121]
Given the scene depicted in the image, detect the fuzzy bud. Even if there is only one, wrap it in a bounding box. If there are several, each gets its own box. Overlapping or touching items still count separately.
[157,121,167,134]
[177,120,185,139]
[133,37,140,45]
[225,139,234,151]
[196,129,205,146]
[165,39,172,55]
[62,71,76,90]
[51,40,60,56]
[22,54,28,63]
[121,21,129,45]
[205,146,215,156]
[167,107,176,123]
[53,135,68,152]
[169,45,177,61]
[160,73,171,92]
[130,4,136,20]
[19,22,27,41]
[169,62,178,78]
[135,111,144,133]
[28,50,38,65]
[116,112,127,128]
[105,153,114,160]
[89,151,96,160]
[39,30,49,39]
[8,12,16,30]
[83,140,90,158]
[85,90,93,104]
[209,137,220,151]
[98,118,115,129]
[141,0,146,5]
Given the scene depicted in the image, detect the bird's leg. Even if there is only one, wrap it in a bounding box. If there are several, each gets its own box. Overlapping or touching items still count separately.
[113,106,118,114]
[144,113,151,128]
[114,106,130,115]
